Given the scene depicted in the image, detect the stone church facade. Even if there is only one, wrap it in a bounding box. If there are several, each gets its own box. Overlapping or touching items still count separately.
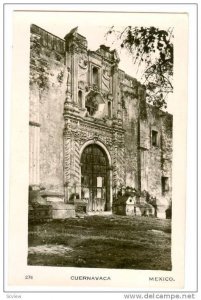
[29,25,173,219]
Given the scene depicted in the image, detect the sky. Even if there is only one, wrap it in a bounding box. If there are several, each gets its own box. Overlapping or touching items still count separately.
[32,21,141,79]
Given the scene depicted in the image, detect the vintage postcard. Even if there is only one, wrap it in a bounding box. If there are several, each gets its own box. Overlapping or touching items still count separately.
[5,6,191,292]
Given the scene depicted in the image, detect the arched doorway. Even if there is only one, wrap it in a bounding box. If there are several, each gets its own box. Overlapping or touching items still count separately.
[80,143,110,212]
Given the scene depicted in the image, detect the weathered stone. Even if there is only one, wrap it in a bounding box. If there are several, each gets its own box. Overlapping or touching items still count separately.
[47,201,75,219]
[29,24,173,219]
[155,198,170,219]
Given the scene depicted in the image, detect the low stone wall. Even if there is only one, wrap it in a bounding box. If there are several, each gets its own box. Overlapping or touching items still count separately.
[47,201,75,219]
[29,187,76,221]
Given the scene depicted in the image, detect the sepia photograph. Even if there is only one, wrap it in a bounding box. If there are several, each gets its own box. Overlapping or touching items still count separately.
[6,7,191,290]
[28,20,173,271]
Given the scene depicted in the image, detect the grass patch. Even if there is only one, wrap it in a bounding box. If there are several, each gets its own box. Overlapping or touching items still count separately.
[28,215,171,270]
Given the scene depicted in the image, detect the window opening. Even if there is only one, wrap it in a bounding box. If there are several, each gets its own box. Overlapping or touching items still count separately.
[152,130,158,146]
[162,177,169,195]
[78,90,82,108]
[108,101,112,118]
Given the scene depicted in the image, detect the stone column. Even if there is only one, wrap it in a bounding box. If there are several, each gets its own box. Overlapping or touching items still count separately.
[29,123,40,186]
[29,79,41,187]
[29,125,33,184]
[63,124,71,202]
[68,45,78,105]
[112,64,119,118]
[108,167,113,212]
[74,137,81,198]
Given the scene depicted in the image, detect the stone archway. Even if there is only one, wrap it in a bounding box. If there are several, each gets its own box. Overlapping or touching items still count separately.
[80,141,112,212]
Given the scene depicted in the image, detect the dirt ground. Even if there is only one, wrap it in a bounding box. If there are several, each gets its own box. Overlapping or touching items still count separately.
[28,215,172,270]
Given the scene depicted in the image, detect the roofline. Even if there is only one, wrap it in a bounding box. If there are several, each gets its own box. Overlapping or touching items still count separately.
[31,24,65,42]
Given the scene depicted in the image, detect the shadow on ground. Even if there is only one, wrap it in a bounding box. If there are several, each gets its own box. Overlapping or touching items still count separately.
[28,215,172,270]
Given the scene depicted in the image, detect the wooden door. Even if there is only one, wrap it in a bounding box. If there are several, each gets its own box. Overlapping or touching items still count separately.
[81,144,109,212]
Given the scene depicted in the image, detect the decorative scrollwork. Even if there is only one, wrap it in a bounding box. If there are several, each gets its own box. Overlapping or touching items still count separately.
[63,115,125,189]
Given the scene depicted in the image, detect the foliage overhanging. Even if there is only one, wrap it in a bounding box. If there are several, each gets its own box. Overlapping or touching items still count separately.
[107,26,174,109]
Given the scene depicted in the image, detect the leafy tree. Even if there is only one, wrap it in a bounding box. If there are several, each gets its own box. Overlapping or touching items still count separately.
[107,26,174,109]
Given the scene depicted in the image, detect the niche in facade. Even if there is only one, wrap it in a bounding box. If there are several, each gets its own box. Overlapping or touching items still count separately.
[151,130,159,147]
[78,90,83,108]
[108,101,112,118]
[92,66,99,86]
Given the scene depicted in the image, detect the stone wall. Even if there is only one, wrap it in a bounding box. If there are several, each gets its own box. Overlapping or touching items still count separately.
[140,105,172,206]
[120,73,142,190]
[29,24,173,217]
[29,24,66,194]
[122,94,139,189]
[161,112,173,202]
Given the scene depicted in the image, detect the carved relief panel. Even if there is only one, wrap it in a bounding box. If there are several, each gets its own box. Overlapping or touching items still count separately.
[63,117,126,200]
[102,65,112,93]
[78,53,88,83]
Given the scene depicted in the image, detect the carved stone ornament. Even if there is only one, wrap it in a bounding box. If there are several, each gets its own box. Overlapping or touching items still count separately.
[78,53,88,81]
[93,135,99,143]
[102,66,110,91]
[78,80,85,90]
[63,117,126,189]
[79,53,88,69]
